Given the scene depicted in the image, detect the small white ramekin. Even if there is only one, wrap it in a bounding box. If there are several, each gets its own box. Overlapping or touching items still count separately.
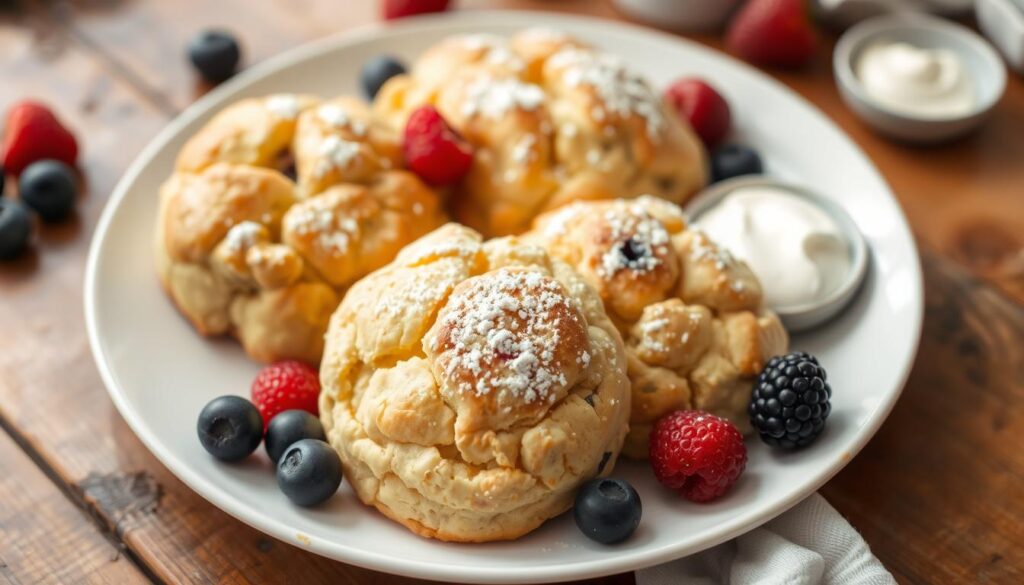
[686,176,870,333]
[833,13,1007,143]
[612,0,742,31]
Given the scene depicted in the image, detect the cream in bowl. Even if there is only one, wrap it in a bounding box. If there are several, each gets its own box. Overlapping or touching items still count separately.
[856,41,976,117]
[834,14,1006,143]
[687,177,868,331]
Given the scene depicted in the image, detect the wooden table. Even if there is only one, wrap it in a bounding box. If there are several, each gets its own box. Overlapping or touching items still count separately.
[1,1,1021,583]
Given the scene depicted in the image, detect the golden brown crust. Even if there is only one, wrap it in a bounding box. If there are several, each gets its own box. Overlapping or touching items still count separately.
[526,197,789,457]
[319,224,631,541]
[157,94,447,364]
[372,29,708,237]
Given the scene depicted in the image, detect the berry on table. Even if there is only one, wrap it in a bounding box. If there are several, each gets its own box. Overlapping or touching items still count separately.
[0,199,32,261]
[1,101,79,176]
[402,105,473,186]
[188,30,242,83]
[382,0,451,20]
[250,360,321,428]
[749,352,832,450]
[276,439,343,507]
[649,410,747,503]
[196,395,264,462]
[265,409,327,465]
[710,143,763,183]
[664,78,731,148]
[726,0,818,68]
[18,160,77,222]
[573,478,642,544]
[360,55,407,100]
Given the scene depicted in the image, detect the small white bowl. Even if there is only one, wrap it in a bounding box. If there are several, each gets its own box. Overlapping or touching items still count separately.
[834,13,1006,143]
[685,177,869,332]
[976,0,1024,74]
[612,0,742,31]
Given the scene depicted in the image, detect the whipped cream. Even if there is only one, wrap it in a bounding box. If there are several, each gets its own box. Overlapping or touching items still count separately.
[856,41,976,117]
[696,186,851,309]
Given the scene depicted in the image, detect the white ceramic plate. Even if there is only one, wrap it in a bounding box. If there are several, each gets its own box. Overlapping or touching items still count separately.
[85,11,923,584]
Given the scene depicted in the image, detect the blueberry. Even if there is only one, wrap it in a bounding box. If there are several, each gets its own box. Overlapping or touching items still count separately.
[710,143,763,183]
[188,30,241,83]
[197,395,263,462]
[0,199,32,260]
[19,160,77,222]
[360,55,406,100]
[265,410,326,465]
[277,439,343,507]
[573,478,642,545]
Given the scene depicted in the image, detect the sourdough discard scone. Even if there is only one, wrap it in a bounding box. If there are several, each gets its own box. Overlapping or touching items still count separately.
[373,29,708,236]
[319,224,631,542]
[156,94,446,364]
[526,197,788,458]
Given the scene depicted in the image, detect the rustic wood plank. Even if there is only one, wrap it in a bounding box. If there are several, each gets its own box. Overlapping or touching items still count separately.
[822,253,1024,584]
[1,0,1021,583]
[0,429,148,584]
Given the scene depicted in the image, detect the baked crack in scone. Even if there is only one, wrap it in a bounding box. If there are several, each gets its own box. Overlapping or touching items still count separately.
[526,197,788,458]
[373,29,708,236]
[156,94,447,363]
[319,224,631,541]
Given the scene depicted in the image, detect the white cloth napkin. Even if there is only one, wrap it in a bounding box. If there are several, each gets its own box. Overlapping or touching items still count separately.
[636,494,895,585]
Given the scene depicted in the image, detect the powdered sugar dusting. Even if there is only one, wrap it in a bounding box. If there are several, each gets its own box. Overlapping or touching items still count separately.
[317,104,367,136]
[458,34,525,71]
[223,221,263,253]
[511,134,537,165]
[690,230,736,271]
[286,206,359,255]
[598,204,671,278]
[549,48,665,137]
[314,135,361,178]
[434,270,587,404]
[461,77,544,119]
[266,95,300,119]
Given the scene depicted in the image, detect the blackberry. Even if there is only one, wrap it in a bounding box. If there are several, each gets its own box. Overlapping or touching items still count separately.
[749,352,831,450]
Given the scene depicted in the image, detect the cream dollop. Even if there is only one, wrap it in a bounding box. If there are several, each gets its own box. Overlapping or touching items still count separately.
[856,41,976,117]
[696,186,851,309]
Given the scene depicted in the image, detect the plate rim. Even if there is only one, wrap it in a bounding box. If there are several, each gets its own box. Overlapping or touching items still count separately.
[84,10,924,583]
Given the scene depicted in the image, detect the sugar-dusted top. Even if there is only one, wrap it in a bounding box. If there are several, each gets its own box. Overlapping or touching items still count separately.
[428,268,590,407]
[548,48,666,137]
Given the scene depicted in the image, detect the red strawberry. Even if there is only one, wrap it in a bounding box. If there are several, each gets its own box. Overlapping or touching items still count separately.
[649,410,747,503]
[382,0,451,20]
[726,0,818,68]
[664,78,732,148]
[402,105,473,186]
[250,360,321,428]
[2,101,79,176]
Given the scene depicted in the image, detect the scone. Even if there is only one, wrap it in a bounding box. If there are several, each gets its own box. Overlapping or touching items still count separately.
[156,94,447,364]
[373,29,708,237]
[319,224,631,542]
[526,197,788,458]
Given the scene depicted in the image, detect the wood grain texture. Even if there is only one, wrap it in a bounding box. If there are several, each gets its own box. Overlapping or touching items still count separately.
[0,429,147,584]
[0,0,1021,583]
[822,253,1024,584]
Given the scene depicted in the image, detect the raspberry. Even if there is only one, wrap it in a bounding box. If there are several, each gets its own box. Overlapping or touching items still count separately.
[749,352,831,450]
[2,101,79,176]
[382,0,450,20]
[402,105,473,187]
[664,78,731,148]
[250,360,321,428]
[649,410,747,503]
